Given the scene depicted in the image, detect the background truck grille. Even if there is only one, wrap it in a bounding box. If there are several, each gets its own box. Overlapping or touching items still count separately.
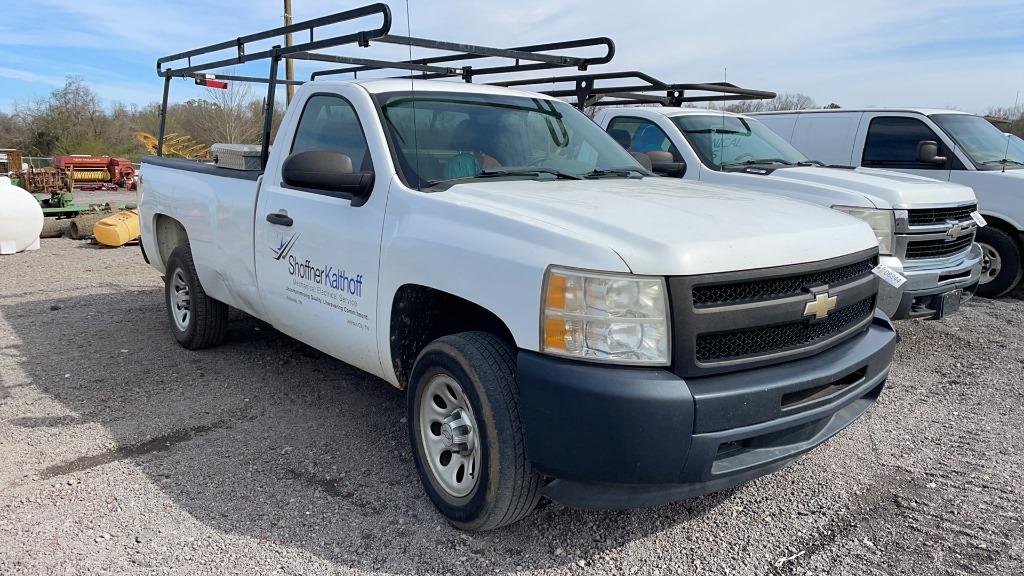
[907,204,977,227]
[692,257,875,307]
[905,234,974,259]
[695,297,874,362]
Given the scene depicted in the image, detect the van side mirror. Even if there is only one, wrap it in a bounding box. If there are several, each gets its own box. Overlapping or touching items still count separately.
[282,150,374,205]
[916,140,947,165]
[645,150,687,177]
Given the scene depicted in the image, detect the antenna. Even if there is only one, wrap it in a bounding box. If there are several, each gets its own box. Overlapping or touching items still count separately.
[1002,91,1020,173]
[404,0,423,187]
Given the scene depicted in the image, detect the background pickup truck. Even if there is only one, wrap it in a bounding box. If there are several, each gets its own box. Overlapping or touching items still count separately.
[139,6,896,530]
[594,106,983,320]
[754,108,1024,298]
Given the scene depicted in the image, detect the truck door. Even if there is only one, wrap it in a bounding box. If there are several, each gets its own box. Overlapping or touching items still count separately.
[253,91,386,376]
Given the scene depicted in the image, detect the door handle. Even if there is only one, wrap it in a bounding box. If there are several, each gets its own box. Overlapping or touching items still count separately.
[266,212,293,227]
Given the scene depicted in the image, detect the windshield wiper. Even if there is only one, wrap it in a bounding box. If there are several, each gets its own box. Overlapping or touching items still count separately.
[479,167,583,180]
[795,160,824,166]
[425,167,583,188]
[981,158,1024,167]
[582,167,647,179]
[721,158,795,167]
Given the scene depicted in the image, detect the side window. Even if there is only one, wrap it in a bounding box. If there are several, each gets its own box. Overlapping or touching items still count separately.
[862,116,946,169]
[291,95,373,172]
[606,117,682,160]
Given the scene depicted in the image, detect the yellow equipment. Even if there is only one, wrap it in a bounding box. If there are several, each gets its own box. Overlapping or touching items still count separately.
[93,209,141,247]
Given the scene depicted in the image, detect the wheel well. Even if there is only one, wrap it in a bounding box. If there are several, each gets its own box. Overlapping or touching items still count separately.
[154,214,190,266]
[390,285,515,388]
[978,215,1023,249]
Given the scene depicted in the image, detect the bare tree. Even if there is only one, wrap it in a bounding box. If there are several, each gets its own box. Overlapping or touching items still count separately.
[196,82,262,144]
[717,92,818,114]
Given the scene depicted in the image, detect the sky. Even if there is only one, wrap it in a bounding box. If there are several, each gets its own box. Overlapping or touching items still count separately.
[1,0,1023,114]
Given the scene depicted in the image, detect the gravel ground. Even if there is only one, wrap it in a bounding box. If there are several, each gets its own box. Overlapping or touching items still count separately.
[1,238,1022,575]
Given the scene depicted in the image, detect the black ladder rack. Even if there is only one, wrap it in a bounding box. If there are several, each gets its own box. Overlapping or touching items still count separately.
[153,2,615,168]
[489,71,776,109]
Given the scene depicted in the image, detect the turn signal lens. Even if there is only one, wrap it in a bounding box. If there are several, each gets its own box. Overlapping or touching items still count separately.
[542,267,669,365]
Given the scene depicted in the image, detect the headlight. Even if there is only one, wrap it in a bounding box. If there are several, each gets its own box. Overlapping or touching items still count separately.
[542,267,669,365]
[832,206,894,255]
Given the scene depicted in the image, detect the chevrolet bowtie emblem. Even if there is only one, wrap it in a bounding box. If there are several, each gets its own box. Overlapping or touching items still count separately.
[946,220,963,240]
[804,292,838,320]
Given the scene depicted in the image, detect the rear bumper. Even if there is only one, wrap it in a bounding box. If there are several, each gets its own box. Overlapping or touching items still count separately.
[877,243,982,320]
[516,311,897,510]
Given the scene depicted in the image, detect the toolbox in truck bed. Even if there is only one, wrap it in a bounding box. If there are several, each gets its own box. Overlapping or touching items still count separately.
[211,144,262,171]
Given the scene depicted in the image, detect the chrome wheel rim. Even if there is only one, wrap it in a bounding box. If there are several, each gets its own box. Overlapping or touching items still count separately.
[171,269,191,330]
[978,241,1002,285]
[418,373,479,499]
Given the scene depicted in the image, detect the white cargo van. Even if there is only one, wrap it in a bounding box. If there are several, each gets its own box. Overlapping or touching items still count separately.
[755,108,1024,297]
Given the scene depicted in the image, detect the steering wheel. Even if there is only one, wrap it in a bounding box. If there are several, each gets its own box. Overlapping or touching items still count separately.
[734,153,755,163]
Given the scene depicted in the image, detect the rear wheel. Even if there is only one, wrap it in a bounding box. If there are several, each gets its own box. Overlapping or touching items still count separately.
[164,245,228,349]
[407,332,541,531]
[975,227,1023,298]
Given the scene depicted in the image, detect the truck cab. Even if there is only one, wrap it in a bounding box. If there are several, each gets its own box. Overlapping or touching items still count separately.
[138,6,897,530]
[754,108,1024,297]
[594,106,983,319]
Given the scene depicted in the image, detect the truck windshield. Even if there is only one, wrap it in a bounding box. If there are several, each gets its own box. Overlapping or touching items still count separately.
[671,115,808,170]
[931,114,1024,170]
[377,91,647,189]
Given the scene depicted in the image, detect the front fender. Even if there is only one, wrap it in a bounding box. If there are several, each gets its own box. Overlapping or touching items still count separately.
[375,181,628,384]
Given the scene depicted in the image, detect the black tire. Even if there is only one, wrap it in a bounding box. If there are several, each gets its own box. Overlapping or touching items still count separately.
[164,245,228,349]
[407,332,541,531]
[975,227,1023,298]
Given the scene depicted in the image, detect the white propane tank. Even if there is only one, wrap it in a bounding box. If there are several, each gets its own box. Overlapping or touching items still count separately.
[0,176,44,254]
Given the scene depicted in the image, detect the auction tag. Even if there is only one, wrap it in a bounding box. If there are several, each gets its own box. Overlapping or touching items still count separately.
[872,264,907,288]
[970,211,987,227]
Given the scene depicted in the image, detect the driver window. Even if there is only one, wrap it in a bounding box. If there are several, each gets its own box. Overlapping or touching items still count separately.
[606,117,681,160]
[291,95,373,172]
[862,116,946,169]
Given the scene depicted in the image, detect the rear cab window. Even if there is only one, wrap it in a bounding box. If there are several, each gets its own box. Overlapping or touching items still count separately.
[292,94,374,173]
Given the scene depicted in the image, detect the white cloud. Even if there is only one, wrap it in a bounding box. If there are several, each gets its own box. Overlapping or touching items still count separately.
[0,0,1020,113]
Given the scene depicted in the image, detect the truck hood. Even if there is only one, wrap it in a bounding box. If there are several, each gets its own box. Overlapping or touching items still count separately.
[760,166,976,209]
[439,177,878,276]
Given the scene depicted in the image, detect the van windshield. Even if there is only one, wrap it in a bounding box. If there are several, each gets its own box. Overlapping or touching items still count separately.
[672,115,808,170]
[378,91,647,189]
[931,114,1024,170]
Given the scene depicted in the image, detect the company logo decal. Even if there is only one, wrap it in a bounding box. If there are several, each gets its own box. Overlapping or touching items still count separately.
[272,232,300,261]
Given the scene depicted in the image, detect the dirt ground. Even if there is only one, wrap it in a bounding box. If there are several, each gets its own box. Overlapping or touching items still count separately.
[1,237,1022,575]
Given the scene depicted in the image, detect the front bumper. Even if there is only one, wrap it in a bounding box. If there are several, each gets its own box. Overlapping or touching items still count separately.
[876,243,982,320]
[516,311,897,510]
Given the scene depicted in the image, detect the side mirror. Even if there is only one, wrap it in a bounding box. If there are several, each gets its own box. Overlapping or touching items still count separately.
[645,150,687,177]
[282,150,374,205]
[916,140,947,165]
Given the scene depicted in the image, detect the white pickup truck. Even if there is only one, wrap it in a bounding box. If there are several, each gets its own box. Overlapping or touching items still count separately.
[754,108,1024,297]
[139,9,896,530]
[593,106,983,320]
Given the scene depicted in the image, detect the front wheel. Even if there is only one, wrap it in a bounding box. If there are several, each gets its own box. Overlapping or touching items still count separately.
[164,245,228,349]
[975,227,1023,298]
[407,332,541,531]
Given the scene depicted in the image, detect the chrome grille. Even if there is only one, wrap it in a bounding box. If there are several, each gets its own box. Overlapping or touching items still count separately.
[907,204,976,227]
[905,234,975,259]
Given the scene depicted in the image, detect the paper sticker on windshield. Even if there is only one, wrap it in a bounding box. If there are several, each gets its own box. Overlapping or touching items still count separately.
[970,211,987,227]
[872,264,907,288]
